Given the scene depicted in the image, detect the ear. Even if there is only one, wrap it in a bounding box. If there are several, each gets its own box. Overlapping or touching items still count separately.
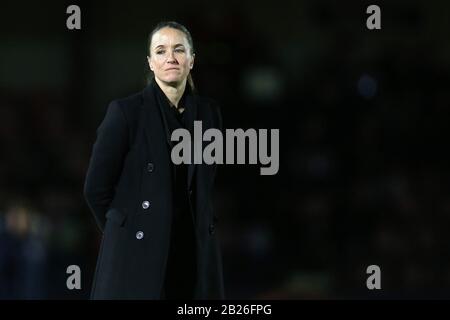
[190,53,195,69]
[147,56,154,71]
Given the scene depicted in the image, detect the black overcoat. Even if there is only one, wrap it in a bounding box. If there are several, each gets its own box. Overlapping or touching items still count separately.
[83,80,225,299]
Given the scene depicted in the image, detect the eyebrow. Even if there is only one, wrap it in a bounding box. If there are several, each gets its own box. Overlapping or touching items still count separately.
[154,44,185,50]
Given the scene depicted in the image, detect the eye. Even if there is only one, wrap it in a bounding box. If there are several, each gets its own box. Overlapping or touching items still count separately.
[156,50,165,55]
[175,48,185,53]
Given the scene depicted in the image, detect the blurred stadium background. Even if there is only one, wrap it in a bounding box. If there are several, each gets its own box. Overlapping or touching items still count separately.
[1,0,450,299]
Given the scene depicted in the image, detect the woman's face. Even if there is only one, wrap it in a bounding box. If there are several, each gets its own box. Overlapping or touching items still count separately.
[148,27,194,87]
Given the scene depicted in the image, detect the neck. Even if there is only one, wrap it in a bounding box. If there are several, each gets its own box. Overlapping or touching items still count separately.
[154,77,187,108]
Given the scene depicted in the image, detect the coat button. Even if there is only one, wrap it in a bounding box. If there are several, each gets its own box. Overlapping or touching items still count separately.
[209,223,215,235]
[136,231,144,240]
[147,162,154,172]
[142,201,150,209]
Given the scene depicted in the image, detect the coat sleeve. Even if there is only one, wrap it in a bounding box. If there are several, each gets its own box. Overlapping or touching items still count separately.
[83,100,129,232]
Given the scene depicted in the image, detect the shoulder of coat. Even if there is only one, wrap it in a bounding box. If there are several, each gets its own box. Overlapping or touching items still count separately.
[112,90,145,119]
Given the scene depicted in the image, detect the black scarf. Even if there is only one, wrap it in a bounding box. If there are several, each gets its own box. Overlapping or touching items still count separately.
[151,78,195,147]
[151,78,195,218]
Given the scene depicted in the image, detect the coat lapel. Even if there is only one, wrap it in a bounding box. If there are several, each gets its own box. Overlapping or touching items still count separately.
[142,83,172,173]
[142,80,199,191]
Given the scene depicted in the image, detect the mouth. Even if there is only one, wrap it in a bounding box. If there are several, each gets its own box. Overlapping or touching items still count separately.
[165,68,180,71]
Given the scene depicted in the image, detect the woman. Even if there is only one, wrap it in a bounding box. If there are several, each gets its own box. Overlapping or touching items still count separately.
[83,21,225,300]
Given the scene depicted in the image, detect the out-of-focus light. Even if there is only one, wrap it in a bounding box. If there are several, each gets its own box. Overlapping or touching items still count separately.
[241,66,284,104]
[357,74,377,99]
[245,224,273,257]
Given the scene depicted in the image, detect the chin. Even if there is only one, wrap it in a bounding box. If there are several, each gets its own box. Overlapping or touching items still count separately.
[161,76,185,86]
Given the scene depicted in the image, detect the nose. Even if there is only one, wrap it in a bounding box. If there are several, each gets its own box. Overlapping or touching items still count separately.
[167,50,177,63]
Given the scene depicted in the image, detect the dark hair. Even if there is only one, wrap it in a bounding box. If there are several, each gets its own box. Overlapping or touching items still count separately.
[147,21,196,92]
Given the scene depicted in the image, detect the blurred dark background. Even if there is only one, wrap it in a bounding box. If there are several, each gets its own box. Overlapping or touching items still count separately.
[1,0,450,299]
